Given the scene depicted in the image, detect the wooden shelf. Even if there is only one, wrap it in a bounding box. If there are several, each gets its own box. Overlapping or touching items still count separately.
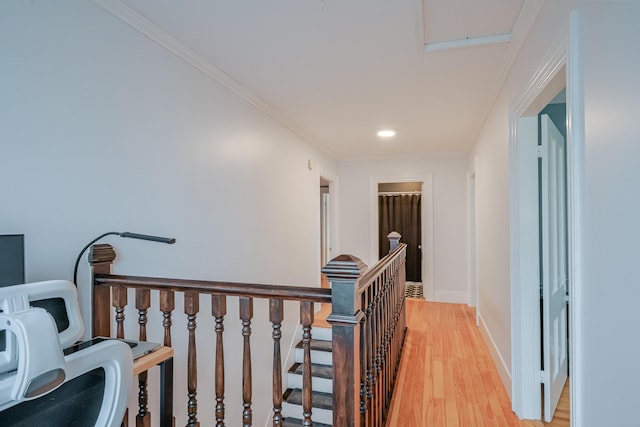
[133,346,173,376]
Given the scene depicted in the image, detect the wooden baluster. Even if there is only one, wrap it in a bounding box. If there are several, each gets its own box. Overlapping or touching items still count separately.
[185,292,200,427]
[300,301,314,426]
[212,295,226,427]
[392,267,399,401]
[239,297,253,427]
[270,299,284,427]
[391,266,400,380]
[399,253,407,350]
[113,286,127,339]
[365,287,375,427]
[159,291,175,427]
[358,291,368,427]
[370,278,381,426]
[377,278,385,423]
[387,274,394,406]
[395,265,402,384]
[160,290,174,347]
[376,279,385,422]
[383,277,390,409]
[136,289,151,427]
[386,275,392,415]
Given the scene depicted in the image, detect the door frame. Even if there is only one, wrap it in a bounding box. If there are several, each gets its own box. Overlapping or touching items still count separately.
[319,168,339,266]
[509,24,580,424]
[369,175,434,300]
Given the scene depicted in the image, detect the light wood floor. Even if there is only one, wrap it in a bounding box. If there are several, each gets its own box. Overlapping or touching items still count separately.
[385,299,570,427]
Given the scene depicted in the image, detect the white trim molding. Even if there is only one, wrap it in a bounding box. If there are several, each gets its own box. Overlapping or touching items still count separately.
[479,313,512,398]
[566,11,585,427]
[434,290,468,304]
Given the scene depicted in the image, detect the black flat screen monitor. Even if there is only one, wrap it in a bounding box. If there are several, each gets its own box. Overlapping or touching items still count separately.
[0,234,25,287]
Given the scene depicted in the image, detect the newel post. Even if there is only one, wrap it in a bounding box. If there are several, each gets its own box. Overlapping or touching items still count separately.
[89,243,115,337]
[387,231,401,253]
[322,254,367,427]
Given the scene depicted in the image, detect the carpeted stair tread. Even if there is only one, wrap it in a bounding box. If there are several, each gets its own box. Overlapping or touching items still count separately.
[295,339,332,352]
[283,388,333,410]
[283,418,331,427]
[288,362,333,379]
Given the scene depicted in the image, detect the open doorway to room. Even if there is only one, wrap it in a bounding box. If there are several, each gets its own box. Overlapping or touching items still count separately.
[510,58,571,424]
[378,182,423,299]
[370,176,433,300]
[538,90,570,424]
[320,177,332,289]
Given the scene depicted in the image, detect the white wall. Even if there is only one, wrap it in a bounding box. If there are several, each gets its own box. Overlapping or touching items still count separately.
[339,156,468,302]
[0,1,337,425]
[570,4,640,425]
[468,0,584,394]
[470,0,640,424]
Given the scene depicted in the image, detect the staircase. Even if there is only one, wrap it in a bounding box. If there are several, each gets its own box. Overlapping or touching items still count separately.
[282,323,334,426]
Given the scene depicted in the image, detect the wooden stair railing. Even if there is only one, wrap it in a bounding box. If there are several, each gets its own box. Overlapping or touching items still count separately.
[322,232,407,426]
[89,234,406,427]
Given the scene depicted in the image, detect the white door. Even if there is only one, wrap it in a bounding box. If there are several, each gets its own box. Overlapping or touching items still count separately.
[540,114,568,422]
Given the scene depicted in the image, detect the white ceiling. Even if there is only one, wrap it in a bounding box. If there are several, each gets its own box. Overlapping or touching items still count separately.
[107,0,537,160]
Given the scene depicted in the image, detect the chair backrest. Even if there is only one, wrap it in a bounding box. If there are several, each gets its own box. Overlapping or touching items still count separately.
[0,281,133,427]
[0,280,83,375]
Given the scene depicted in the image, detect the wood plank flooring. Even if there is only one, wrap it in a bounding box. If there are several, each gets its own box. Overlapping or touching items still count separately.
[385,299,570,427]
[545,382,570,427]
[311,298,569,426]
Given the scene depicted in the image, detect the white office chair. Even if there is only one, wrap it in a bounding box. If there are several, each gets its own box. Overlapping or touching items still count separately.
[0,280,133,427]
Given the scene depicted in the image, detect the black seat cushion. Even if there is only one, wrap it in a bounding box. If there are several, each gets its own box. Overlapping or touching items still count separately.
[0,367,105,427]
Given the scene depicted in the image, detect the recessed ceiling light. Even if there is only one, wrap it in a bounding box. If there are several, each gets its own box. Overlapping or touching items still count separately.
[377,129,396,138]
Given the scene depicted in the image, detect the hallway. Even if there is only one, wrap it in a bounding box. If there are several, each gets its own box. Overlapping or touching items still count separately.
[386,299,569,426]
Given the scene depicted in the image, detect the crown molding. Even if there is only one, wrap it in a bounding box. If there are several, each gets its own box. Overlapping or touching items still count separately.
[513,22,568,115]
[93,0,327,154]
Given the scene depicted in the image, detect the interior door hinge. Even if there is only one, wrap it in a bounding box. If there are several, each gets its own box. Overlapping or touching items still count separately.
[537,370,545,383]
[564,294,570,303]
[537,146,543,158]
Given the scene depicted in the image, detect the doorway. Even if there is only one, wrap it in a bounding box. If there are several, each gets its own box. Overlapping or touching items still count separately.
[377,181,423,299]
[538,101,569,422]
[320,176,332,289]
[378,182,422,283]
[509,42,572,421]
[370,175,434,300]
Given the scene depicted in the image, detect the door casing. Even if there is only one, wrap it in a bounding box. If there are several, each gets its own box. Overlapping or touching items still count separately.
[509,24,578,423]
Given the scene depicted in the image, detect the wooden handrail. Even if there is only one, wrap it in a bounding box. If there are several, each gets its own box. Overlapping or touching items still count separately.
[323,234,407,426]
[93,274,332,303]
[358,243,406,290]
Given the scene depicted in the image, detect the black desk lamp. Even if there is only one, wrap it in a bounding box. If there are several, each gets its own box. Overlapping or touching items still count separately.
[73,232,176,285]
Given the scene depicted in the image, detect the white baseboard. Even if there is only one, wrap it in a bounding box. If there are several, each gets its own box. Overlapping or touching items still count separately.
[433,290,468,304]
[477,313,512,399]
[424,282,435,301]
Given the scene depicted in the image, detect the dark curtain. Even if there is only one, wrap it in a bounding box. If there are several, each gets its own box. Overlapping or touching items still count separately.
[378,194,422,282]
